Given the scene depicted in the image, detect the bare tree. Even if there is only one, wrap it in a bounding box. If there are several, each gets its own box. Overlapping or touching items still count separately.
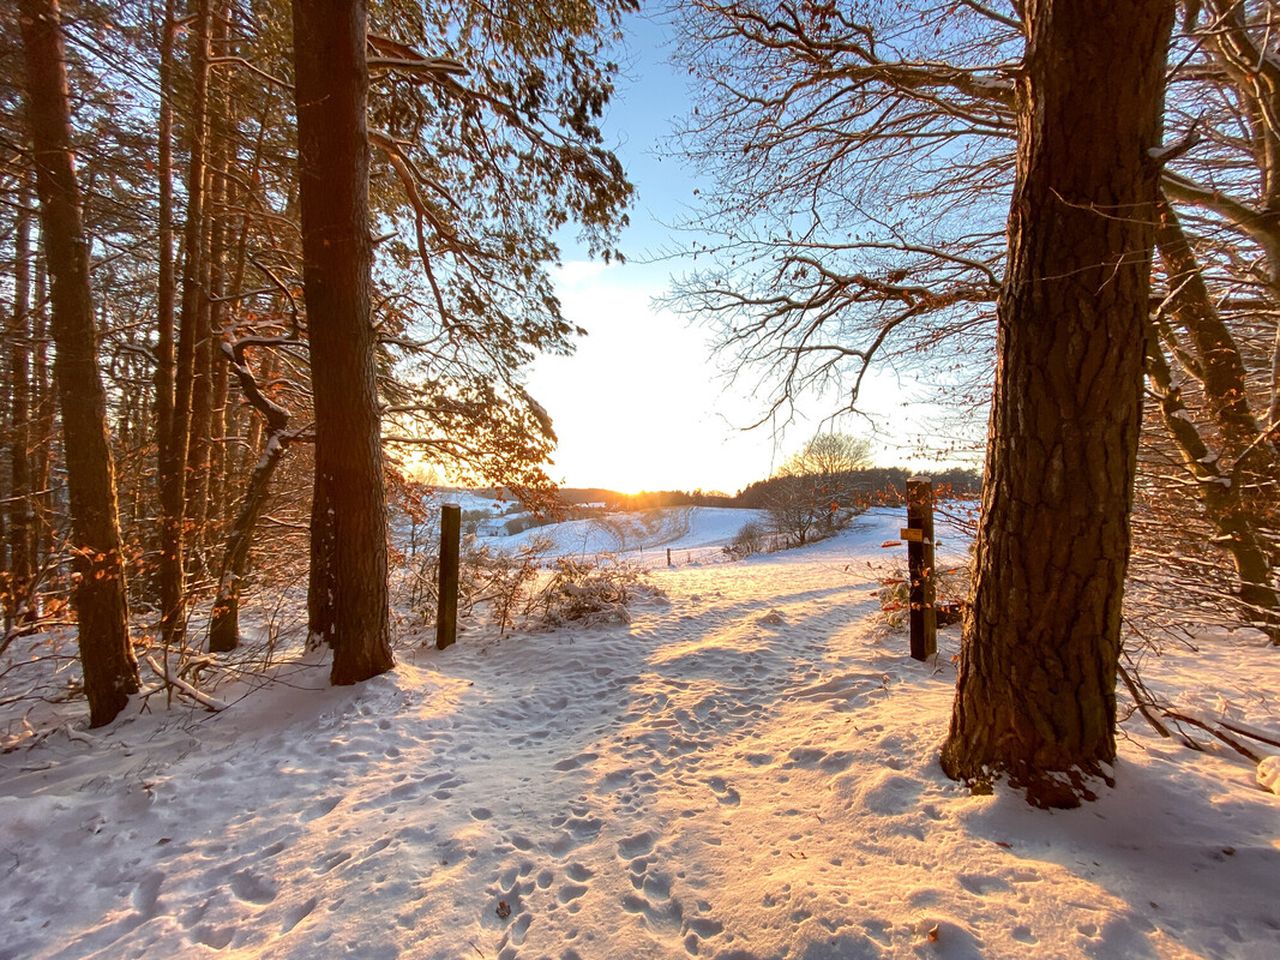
[941,0,1176,807]
[668,0,1279,640]
[766,432,871,545]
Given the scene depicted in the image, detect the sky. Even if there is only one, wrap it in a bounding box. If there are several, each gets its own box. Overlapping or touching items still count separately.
[523,12,978,495]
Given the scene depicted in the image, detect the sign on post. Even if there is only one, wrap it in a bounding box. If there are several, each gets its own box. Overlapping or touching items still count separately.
[437,503,460,650]
[906,477,937,661]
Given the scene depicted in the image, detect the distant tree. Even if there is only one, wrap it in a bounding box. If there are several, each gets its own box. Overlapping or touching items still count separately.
[779,432,871,478]
[941,0,1175,807]
[18,0,140,725]
[766,432,870,545]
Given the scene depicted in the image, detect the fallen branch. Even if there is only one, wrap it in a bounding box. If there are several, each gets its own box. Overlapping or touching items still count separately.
[1162,710,1263,764]
[143,654,226,713]
[1117,663,1177,741]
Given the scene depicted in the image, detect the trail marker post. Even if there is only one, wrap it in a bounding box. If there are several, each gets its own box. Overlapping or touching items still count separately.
[902,477,936,662]
[437,503,460,650]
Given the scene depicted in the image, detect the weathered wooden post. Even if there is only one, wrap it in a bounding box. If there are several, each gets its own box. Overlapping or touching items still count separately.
[436,502,460,650]
[666,547,672,568]
[902,476,937,661]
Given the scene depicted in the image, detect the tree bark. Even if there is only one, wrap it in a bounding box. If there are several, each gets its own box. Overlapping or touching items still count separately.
[1151,196,1279,639]
[18,0,139,726]
[941,0,1175,808]
[184,165,216,553]
[32,261,54,574]
[160,0,210,649]
[1145,333,1280,640]
[209,338,294,653]
[154,0,177,505]
[291,0,394,683]
[7,177,34,627]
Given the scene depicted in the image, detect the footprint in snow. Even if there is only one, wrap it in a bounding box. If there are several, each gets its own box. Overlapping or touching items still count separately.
[281,896,317,933]
[300,795,341,822]
[706,776,741,806]
[617,831,656,858]
[230,869,277,904]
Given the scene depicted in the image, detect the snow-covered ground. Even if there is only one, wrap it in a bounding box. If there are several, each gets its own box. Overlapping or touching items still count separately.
[1,508,1277,959]
[494,506,769,568]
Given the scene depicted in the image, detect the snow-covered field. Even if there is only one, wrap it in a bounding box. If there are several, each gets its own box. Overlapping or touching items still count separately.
[494,506,769,568]
[1,508,1277,959]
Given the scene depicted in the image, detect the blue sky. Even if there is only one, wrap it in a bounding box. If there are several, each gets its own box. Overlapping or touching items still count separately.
[525,10,974,494]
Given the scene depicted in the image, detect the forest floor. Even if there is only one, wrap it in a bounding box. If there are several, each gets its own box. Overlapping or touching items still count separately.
[1,509,1277,959]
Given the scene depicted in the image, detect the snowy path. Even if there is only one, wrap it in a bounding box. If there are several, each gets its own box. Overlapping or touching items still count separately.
[1,511,1277,959]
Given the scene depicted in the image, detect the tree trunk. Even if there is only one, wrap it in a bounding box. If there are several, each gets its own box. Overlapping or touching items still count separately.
[941,0,1175,808]
[18,0,140,726]
[160,0,210,649]
[207,433,288,653]
[32,261,55,574]
[291,0,394,683]
[7,177,34,627]
[184,169,215,554]
[208,336,294,652]
[1151,197,1279,640]
[1145,336,1280,639]
[154,0,176,507]
[307,464,336,648]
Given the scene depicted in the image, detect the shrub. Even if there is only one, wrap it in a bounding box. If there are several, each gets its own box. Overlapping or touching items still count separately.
[876,563,970,630]
[729,521,767,558]
[525,557,665,628]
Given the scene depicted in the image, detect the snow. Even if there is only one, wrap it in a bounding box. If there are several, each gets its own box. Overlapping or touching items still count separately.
[492,506,769,567]
[1,508,1277,959]
[1259,756,1280,795]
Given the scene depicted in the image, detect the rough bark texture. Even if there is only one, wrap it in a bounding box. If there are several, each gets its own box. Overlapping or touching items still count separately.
[19,0,139,726]
[160,0,210,649]
[31,263,54,572]
[7,178,34,626]
[291,0,394,684]
[154,0,176,501]
[941,0,1175,808]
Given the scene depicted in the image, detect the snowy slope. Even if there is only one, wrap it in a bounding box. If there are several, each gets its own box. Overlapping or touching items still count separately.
[494,506,769,567]
[1,509,1277,959]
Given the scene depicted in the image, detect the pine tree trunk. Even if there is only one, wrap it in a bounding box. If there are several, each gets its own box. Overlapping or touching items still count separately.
[941,0,1175,808]
[8,178,34,626]
[1145,338,1280,639]
[154,0,176,505]
[160,0,210,648]
[18,0,140,726]
[209,427,289,652]
[184,179,215,554]
[291,0,394,683]
[32,262,54,574]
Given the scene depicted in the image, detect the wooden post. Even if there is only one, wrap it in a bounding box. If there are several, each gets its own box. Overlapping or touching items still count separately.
[436,502,460,650]
[666,547,672,568]
[905,476,936,661]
